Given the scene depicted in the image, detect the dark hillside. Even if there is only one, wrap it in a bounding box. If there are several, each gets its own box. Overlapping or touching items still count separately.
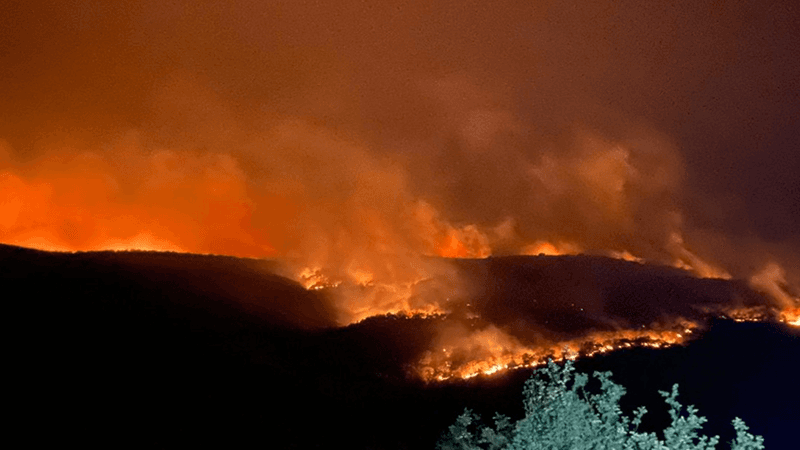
[4,244,798,448]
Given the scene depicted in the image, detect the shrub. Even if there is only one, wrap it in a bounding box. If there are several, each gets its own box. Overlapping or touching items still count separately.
[438,359,764,450]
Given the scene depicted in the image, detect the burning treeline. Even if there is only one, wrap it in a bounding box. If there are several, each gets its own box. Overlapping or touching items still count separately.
[307,255,798,381]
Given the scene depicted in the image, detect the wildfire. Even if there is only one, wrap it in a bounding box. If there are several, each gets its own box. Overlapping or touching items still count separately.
[607,250,644,263]
[2,0,798,398]
[781,307,800,327]
[721,306,771,323]
[341,286,448,325]
[434,225,491,259]
[6,140,797,383]
[297,267,342,290]
[292,251,800,382]
[415,321,698,382]
[295,265,454,325]
[522,240,582,257]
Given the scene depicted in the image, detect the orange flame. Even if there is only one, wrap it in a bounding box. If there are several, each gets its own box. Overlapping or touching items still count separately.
[780,308,800,327]
[416,320,698,382]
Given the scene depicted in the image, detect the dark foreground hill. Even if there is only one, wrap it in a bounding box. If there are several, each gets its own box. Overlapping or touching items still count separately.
[3,244,798,448]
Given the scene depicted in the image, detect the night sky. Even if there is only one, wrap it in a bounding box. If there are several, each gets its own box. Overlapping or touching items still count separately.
[2,2,799,304]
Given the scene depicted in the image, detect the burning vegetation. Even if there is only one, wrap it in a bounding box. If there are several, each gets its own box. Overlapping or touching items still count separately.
[290,253,798,383]
[415,322,696,382]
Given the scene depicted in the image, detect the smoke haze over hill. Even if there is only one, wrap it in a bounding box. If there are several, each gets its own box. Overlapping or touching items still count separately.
[2,2,799,303]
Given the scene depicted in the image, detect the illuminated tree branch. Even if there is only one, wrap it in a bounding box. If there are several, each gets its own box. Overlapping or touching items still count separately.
[438,359,764,450]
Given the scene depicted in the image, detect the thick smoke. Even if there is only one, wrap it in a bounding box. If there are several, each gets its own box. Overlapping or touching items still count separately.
[2,0,798,320]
